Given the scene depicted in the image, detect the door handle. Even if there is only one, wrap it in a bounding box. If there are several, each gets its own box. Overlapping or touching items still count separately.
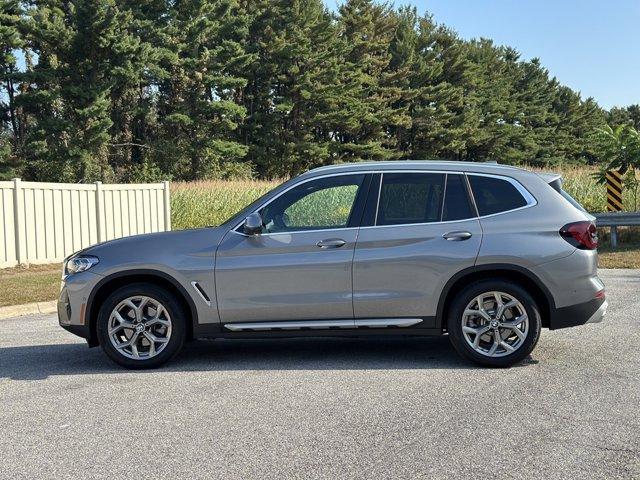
[442,231,472,241]
[316,238,346,249]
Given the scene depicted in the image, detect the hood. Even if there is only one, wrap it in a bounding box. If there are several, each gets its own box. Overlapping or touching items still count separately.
[80,226,227,276]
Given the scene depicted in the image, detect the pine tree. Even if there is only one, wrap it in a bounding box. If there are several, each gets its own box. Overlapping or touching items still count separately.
[20,0,141,181]
[0,0,23,178]
[154,0,251,180]
[238,0,346,177]
[333,0,409,161]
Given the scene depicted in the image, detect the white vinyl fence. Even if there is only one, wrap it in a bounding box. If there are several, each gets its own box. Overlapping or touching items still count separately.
[0,179,171,268]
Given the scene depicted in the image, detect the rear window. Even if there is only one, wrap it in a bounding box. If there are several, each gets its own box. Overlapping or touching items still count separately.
[468,175,529,216]
[377,173,444,225]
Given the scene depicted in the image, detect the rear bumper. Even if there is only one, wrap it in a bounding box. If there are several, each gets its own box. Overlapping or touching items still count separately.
[549,296,607,330]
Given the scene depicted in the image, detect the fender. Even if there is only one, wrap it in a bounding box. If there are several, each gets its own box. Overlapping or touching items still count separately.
[435,263,557,329]
[86,268,200,344]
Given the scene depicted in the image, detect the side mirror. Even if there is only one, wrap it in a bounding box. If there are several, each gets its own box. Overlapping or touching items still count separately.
[243,212,263,235]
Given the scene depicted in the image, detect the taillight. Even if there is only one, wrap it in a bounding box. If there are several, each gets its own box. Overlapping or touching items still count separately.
[559,221,598,250]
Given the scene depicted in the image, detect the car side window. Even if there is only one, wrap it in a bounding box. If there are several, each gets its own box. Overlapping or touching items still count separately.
[376,173,445,226]
[261,174,365,233]
[468,175,528,216]
[442,174,475,221]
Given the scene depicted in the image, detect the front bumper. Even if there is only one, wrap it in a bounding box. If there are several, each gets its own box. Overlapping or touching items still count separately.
[549,296,607,330]
[57,270,103,345]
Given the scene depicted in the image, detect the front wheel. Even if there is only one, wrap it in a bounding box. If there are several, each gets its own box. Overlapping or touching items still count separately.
[447,280,541,367]
[97,283,187,369]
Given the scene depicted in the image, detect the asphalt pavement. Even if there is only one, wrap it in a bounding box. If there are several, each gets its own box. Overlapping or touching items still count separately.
[1,269,639,479]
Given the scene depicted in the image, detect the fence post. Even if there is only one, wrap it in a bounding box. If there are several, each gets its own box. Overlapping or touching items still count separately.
[95,181,104,242]
[163,181,171,231]
[12,178,26,265]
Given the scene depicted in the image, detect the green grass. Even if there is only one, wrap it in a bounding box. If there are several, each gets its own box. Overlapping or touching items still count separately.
[0,264,61,307]
[171,179,278,230]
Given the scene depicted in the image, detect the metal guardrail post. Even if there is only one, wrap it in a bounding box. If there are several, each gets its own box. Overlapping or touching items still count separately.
[610,225,618,249]
[595,212,640,249]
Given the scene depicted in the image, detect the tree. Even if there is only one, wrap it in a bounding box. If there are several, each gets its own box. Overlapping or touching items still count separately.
[19,0,143,181]
[333,0,409,161]
[0,0,23,178]
[154,0,251,180]
[238,0,345,177]
[593,124,640,174]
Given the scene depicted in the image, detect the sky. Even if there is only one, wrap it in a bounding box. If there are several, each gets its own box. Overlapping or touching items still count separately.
[327,0,640,109]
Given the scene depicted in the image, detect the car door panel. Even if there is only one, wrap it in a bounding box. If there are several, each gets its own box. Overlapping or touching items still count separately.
[216,229,358,323]
[352,219,482,322]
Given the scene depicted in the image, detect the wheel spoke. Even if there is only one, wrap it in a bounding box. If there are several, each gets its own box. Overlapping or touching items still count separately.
[503,314,527,328]
[500,340,515,353]
[465,308,491,322]
[144,332,169,344]
[145,317,170,328]
[116,331,139,350]
[130,340,140,358]
[473,327,491,347]
[501,324,526,340]
[146,334,156,357]
[109,312,135,335]
[487,333,500,355]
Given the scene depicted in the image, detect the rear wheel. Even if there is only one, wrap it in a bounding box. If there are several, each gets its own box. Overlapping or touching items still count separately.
[97,283,186,369]
[447,280,541,367]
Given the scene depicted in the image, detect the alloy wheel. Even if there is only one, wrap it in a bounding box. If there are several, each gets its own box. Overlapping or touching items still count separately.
[461,291,529,357]
[108,296,172,360]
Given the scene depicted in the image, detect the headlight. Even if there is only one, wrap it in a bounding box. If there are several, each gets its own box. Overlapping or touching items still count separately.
[65,255,99,275]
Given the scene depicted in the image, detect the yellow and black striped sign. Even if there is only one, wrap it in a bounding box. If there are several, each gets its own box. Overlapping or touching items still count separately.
[606,169,623,211]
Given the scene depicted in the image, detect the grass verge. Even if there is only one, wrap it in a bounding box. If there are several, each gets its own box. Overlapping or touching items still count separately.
[0,264,61,308]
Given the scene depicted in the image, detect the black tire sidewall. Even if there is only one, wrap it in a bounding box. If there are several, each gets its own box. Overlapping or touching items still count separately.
[97,283,186,369]
[447,280,541,367]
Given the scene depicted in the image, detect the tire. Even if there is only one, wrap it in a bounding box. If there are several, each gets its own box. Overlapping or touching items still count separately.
[97,283,187,369]
[447,279,541,367]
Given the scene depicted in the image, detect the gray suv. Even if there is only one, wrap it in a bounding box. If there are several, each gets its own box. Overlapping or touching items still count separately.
[58,161,607,369]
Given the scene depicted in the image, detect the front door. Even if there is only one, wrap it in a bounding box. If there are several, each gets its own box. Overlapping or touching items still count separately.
[216,173,370,324]
[353,172,482,326]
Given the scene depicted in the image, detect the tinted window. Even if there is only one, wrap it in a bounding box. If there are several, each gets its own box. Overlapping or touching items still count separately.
[442,174,474,221]
[261,174,365,233]
[469,175,528,216]
[376,173,444,226]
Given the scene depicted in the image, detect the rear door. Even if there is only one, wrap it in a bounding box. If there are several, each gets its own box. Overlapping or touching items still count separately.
[352,172,482,325]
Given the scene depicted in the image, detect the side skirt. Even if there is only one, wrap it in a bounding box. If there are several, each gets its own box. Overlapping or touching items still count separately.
[193,317,442,339]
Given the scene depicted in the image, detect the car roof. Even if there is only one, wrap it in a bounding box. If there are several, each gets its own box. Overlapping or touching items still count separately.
[301,160,533,178]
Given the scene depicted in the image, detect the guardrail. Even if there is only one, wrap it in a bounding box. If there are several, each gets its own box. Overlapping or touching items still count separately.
[594,212,640,248]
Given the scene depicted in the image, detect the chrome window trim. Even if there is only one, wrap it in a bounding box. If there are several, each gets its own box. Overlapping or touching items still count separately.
[230,169,536,237]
